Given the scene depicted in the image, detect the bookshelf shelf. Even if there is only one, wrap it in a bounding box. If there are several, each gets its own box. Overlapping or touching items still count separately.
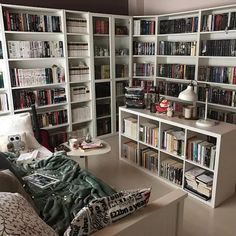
[71,99,92,104]
[93,34,109,37]
[68,56,90,59]
[66,32,89,36]
[95,79,111,83]
[119,106,236,207]
[96,115,111,120]
[8,57,65,61]
[43,123,69,130]
[157,32,198,37]
[72,119,92,125]
[5,31,64,35]
[11,83,66,90]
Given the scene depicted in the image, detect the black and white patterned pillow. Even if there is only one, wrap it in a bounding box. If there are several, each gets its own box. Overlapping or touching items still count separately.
[64,188,151,236]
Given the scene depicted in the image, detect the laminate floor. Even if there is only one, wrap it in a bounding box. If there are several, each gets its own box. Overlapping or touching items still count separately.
[70,135,236,236]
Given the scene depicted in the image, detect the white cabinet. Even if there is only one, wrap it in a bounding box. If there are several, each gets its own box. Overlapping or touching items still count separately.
[119,106,236,207]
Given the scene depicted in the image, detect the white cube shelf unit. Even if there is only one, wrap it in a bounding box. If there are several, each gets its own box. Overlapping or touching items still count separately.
[119,106,236,207]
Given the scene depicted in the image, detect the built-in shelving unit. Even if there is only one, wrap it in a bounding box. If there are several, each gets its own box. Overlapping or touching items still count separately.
[119,106,236,207]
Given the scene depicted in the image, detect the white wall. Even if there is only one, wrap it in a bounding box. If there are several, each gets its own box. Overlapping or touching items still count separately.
[129,0,236,15]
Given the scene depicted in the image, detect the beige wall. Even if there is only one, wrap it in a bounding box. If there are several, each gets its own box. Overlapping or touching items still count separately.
[129,0,236,15]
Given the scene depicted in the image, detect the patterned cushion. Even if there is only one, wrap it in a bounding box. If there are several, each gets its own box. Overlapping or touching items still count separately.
[0,192,58,236]
[64,188,151,236]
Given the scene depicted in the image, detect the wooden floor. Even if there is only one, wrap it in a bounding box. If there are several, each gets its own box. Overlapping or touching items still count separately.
[71,135,236,236]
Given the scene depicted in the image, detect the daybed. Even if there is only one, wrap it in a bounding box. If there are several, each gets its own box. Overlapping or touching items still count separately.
[0,112,187,236]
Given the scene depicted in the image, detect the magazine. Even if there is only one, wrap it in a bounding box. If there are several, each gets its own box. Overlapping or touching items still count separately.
[23,173,60,189]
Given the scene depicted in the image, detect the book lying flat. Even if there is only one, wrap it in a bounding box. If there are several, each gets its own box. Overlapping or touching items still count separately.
[23,173,60,189]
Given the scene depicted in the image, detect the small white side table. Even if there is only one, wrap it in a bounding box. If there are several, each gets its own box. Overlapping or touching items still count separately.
[65,140,111,170]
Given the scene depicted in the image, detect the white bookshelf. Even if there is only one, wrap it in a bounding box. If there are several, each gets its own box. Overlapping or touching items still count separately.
[91,13,132,137]
[119,106,236,207]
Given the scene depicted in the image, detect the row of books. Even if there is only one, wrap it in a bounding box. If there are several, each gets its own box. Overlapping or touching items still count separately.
[122,141,138,164]
[0,93,8,111]
[185,167,213,200]
[157,64,195,80]
[68,42,88,57]
[133,63,155,76]
[69,65,89,82]
[115,25,128,35]
[96,99,111,117]
[201,13,236,32]
[50,131,68,149]
[197,107,236,124]
[187,137,216,170]
[162,130,185,157]
[133,41,155,55]
[200,39,236,57]
[115,64,129,78]
[139,122,159,147]
[94,19,109,34]
[0,72,4,88]
[97,117,111,136]
[159,17,198,34]
[133,20,155,35]
[198,66,236,84]
[66,17,87,33]
[160,158,183,186]
[37,109,68,128]
[8,40,64,59]
[10,66,65,87]
[3,10,61,32]
[140,147,158,172]
[71,86,90,102]
[132,80,154,93]
[158,81,187,97]
[13,88,66,109]
[159,41,197,56]
[116,81,126,96]
[198,87,233,106]
[95,64,110,79]
[72,106,91,123]
[123,117,138,139]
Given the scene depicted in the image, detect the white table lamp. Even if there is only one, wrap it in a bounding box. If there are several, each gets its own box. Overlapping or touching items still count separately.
[195,85,216,128]
[178,83,216,128]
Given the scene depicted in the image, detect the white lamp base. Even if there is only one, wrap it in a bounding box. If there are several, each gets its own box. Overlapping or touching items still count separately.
[196,119,216,128]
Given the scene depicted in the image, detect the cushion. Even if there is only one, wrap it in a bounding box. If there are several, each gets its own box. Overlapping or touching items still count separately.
[0,132,28,152]
[0,169,38,212]
[64,188,151,236]
[0,113,41,150]
[0,152,23,183]
[0,192,58,236]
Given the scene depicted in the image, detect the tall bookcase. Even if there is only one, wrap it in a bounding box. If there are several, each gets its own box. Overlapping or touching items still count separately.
[133,5,236,124]
[91,13,132,137]
[64,10,94,139]
[119,106,236,207]
[0,4,70,147]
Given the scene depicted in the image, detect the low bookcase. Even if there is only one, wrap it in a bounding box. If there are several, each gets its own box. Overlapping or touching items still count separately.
[119,106,236,207]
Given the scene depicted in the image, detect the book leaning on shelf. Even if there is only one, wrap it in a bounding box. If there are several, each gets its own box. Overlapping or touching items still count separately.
[0,93,8,111]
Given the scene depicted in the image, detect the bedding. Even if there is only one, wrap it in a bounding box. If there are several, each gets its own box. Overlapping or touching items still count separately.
[2,152,116,235]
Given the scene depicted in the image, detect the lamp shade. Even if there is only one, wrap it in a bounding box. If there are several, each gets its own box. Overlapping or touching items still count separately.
[178,84,197,102]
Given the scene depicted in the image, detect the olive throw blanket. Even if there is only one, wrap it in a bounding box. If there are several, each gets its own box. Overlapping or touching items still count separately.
[4,152,116,235]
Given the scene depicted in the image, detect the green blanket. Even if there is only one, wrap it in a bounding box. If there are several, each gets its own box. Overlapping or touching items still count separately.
[6,152,116,235]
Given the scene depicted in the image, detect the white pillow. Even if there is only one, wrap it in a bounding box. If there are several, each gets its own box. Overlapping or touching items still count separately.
[0,132,28,152]
[0,113,41,149]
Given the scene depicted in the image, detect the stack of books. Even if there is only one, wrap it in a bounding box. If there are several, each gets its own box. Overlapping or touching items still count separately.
[79,139,103,152]
[185,166,213,200]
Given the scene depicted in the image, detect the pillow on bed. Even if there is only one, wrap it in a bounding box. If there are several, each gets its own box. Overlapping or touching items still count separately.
[0,132,28,152]
[0,113,41,150]
[0,192,58,236]
[64,188,151,236]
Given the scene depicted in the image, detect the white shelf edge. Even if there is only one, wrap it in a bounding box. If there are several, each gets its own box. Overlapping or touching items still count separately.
[11,83,66,90]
